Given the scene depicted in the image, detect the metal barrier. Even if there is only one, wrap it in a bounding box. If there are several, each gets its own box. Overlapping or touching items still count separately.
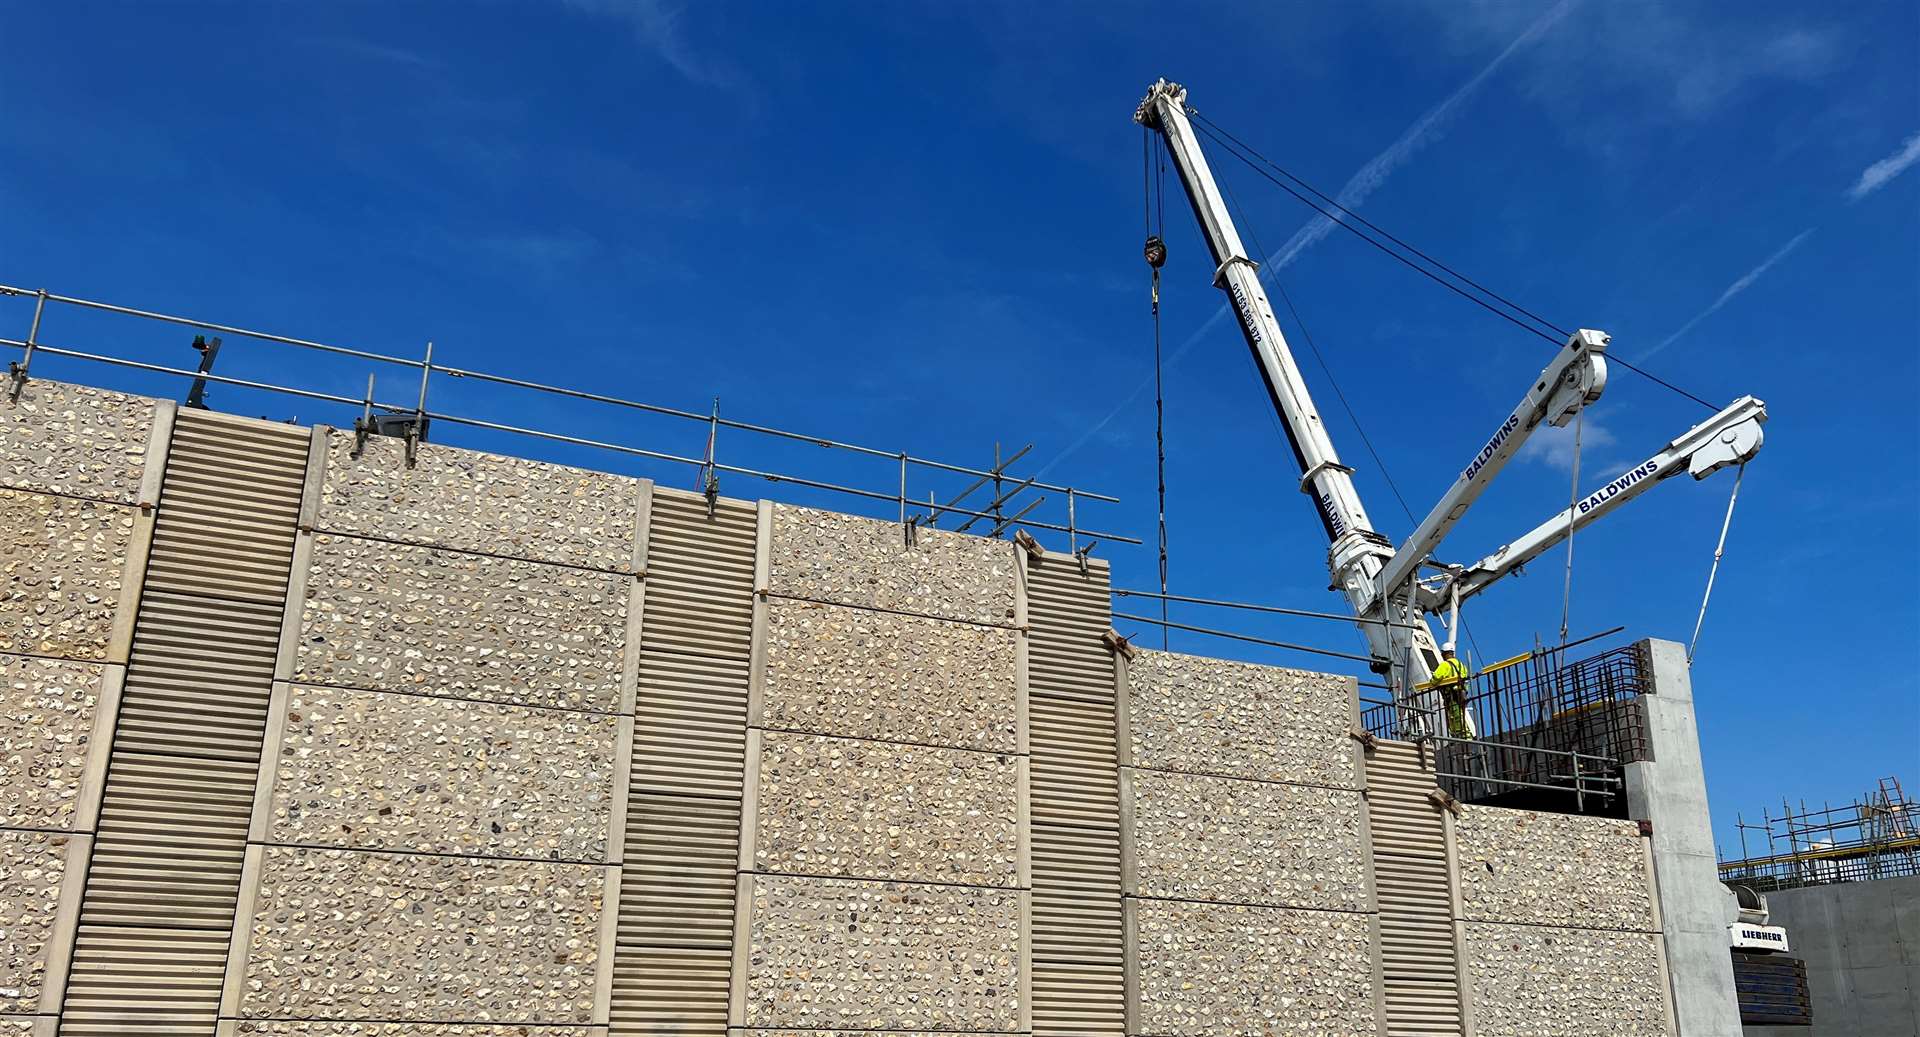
[1362,639,1651,814]
[0,282,1137,548]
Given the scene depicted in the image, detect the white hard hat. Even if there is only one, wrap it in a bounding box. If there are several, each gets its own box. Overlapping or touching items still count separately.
[1441,642,1456,652]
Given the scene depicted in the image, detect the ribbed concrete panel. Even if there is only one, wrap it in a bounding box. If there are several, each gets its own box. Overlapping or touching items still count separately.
[1367,739,1463,1037]
[60,412,309,1037]
[1024,553,1122,1035]
[611,488,755,1037]
[140,412,304,604]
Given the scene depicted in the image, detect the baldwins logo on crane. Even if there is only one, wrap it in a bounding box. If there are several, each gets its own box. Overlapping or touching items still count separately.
[1579,459,1661,514]
[1463,414,1522,481]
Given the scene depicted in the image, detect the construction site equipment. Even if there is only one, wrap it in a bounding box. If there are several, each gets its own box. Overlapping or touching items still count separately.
[1721,777,1920,891]
[1132,78,1767,720]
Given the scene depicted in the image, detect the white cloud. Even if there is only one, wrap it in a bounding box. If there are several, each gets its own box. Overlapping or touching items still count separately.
[1849,131,1920,201]
[1640,228,1814,360]
[561,0,745,91]
[1517,412,1617,473]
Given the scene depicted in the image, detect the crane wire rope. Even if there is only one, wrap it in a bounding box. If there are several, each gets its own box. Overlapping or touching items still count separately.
[1559,406,1585,655]
[1184,112,1721,413]
[1687,461,1746,663]
[1144,128,1171,649]
[1219,173,1489,665]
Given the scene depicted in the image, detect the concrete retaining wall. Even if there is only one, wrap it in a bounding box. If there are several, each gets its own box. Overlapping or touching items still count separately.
[0,380,1711,1036]
[1120,649,1377,1036]
[1746,874,1920,1037]
[0,381,158,1034]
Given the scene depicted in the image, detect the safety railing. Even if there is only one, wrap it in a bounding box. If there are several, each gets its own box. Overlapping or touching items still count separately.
[1361,636,1650,815]
[0,282,1135,549]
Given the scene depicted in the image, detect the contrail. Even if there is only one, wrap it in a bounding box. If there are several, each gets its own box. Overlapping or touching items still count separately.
[1849,130,1920,201]
[1639,228,1814,361]
[1035,2,1575,478]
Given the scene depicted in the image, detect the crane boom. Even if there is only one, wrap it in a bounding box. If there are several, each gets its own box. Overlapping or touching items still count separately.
[1450,395,1766,602]
[1134,78,1444,685]
[1133,77,1766,721]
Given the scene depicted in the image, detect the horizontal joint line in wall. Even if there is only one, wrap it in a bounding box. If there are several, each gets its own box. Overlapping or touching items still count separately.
[1456,915,1662,936]
[750,723,1028,758]
[0,648,123,669]
[278,678,629,719]
[0,482,141,511]
[733,1028,1035,1036]
[738,867,1029,894]
[1121,762,1361,795]
[0,823,93,836]
[762,591,1019,631]
[1122,891,1378,916]
[129,585,292,613]
[622,785,744,806]
[304,525,637,578]
[249,839,615,868]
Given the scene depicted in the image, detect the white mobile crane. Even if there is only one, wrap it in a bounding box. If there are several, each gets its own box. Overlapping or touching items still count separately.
[1133,79,1766,724]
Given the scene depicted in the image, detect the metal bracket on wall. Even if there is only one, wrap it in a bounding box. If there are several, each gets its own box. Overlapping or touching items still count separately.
[1101,628,1138,660]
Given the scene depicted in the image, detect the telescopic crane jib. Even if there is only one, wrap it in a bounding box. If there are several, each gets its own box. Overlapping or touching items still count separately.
[1132,78,1767,726]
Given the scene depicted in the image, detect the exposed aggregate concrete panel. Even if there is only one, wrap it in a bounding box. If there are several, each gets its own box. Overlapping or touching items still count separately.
[1454,804,1656,932]
[316,431,636,572]
[1132,898,1377,1037]
[0,1019,34,1034]
[267,685,618,861]
[1126,650,1357,789]
[0,829,70,1014]
[767,504,1017,626]
[1465,921,1672,1037]
[753,731,1019,887]
[0,381,153,504]
[0,652,103,831]
[238,846,603,1023]
[294,534,627,713]
[1129,769,1367,912]
[231,1025,604,1036]
[760,598,1018,752]
[742,874,1022,1031]
[0,489,133,661]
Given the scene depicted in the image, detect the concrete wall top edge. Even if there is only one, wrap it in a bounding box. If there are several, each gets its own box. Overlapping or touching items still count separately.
[0,380,156,505]
[314,428,638,572]
[766,502,1018,627]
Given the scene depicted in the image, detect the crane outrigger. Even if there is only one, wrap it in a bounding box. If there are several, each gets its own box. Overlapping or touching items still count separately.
[1133,79,1766,728]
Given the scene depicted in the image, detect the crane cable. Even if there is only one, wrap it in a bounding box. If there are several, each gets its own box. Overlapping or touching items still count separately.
[1559,407,1585,655]
[1144,129,1171,649]
[1184,109,1721,413]
[1687,462,1746,663]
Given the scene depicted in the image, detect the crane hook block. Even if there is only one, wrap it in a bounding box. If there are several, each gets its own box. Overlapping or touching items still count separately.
[1144,235,1167,269]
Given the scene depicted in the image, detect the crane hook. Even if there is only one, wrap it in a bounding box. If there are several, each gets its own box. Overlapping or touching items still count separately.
[1143,235,1167,268]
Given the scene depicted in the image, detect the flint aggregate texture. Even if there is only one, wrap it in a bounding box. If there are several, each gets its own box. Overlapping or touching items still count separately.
[1465,921,1672,1037]
[0,829,69,1014]
[0,1020,32,1035]
[294,534,627,713]
[1133,898,1377,1037]
[1454,804,1655,931]
[239,846,602,1023]
[0,381,152,504]
[268,685,617,861]
[753,731,1019,887]
[0,653,103,831]
[231,1026,603,1036]
[316,431,635,572]
[1129,770,1367,911]
[761,599,1018,752]
[742,874,1021,1031]
[0,489,133,662]
[767,504,1016,626]
[1126,650,1356,789]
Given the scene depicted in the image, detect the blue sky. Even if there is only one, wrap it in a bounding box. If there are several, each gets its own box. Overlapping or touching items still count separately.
[2,0,1915,852]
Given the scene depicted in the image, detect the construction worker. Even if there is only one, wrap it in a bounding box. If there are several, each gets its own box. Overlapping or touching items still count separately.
[1433,643,1473,739]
